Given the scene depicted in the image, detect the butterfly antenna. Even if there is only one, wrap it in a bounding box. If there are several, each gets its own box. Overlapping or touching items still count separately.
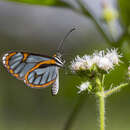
[57,28,76,54]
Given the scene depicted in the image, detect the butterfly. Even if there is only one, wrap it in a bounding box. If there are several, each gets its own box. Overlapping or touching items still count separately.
[2,28,75,96]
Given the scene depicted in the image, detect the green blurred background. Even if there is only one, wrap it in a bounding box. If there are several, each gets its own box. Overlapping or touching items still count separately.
[0,0,130,130]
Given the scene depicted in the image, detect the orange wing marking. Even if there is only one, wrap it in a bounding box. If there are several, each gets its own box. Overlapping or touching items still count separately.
[23,53,29,62]
[4,52,21,79]
[53,54,56,57]
[5,52,17,69]
[26,79,56,88]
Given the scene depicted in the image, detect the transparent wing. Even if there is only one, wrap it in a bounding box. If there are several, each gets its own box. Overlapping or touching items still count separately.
[2,52,56,81]
[24,65,57,88]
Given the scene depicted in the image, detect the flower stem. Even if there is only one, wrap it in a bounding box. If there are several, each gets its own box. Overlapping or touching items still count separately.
[64,95,87,130]
[98,88,105,130]
[104,83,128,97]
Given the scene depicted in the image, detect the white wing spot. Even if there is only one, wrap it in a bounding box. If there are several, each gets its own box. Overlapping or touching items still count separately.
[24,80,26,83]
[2,53,9,66]
[3,53,8,59]
[2,53,9,62]
[3,60,6,65]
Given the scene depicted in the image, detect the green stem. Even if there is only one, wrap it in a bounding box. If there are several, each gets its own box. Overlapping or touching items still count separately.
[97,88,105,130]
[64,95,87,130]
[75,0,129,47]
[76,0,113,43]
[104,83,128,97]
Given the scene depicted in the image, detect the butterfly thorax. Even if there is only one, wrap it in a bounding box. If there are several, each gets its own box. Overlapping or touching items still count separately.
[53,53,64,67]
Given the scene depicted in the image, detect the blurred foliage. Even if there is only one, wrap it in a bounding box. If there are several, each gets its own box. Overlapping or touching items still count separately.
[8,0,71,7]
[118,0,130,27]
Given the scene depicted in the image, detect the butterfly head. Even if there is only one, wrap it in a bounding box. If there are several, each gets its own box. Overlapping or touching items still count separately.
[53,52,65,67]
[54,28,75,68]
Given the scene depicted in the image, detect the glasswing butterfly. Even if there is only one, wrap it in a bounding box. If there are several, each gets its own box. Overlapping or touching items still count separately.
[2,28,75,95]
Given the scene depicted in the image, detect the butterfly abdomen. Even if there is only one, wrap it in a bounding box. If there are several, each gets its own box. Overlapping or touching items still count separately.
[52,82,59,95]
[51,67,59,95]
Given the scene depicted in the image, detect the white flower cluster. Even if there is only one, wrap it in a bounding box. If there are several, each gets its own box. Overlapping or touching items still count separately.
[71,48,121,72]
[77,81,90,94]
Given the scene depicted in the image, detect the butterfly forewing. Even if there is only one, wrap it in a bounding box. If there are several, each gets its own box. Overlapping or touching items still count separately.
[2,52,58,88]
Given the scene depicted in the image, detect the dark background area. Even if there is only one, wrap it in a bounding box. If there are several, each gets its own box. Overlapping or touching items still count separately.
[0,0,130,130]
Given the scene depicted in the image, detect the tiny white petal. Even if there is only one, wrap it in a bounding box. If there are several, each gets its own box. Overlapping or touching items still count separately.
[71,61,85,71]
[77,82,90,94]
[97,57,113,71]
[98,50,105,57]
[83,55,93,69]
[70,55,87,71]
[105,48,121,65]
[75,55,85,63]
[92,55,101,65]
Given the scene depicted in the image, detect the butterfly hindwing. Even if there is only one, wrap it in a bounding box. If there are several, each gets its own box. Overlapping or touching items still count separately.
[24,65,57,88]
[2,52,58,88]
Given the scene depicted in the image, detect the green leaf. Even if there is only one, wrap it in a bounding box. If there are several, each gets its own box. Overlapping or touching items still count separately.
[8,0,71,8]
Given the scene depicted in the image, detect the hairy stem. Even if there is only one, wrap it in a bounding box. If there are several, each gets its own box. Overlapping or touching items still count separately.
[97,88,105,130]
[104,83,128,97]
[99,93,105,130]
